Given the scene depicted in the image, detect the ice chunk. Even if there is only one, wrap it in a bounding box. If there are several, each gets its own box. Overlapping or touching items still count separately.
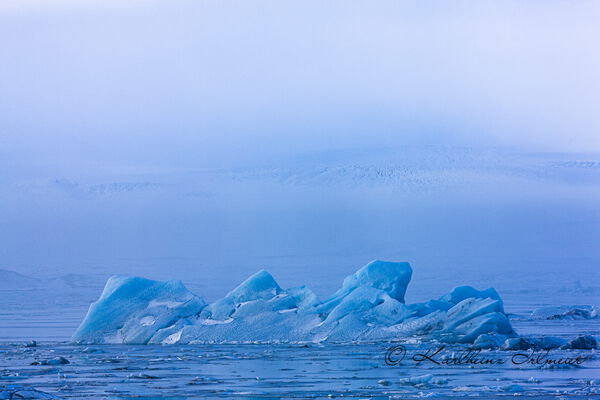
[531,305,599,320]
[400,374,433,385]
[286,285,319,308]
[562,335,598,350]
[0,385,62,399]
[502,336,567,350]
[472,333,508,349]
[314,260,412,320]
[440,286,501,305]
[224,269,283,302]
[31,357,70,366]
[322,287,403,325]
[441,297,514,342]
[444,297,505,332]
[200,270,283,321]
[407,299,452,318]
[500,384,525,392]
[71,276,206,344]
[335,260,412,302]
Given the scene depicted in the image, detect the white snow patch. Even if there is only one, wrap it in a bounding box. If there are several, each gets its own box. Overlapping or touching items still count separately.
[278,308,298,313]
[149,300,184,309]
[140,316,156,326]
[163,330,182,344]
[103,331,124,344]
[200,318,234,325]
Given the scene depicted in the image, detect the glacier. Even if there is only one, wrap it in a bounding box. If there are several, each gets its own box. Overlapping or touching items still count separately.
[72,260,516,345]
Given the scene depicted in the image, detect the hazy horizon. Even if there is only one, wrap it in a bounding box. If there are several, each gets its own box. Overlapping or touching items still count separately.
[1,1,599,299]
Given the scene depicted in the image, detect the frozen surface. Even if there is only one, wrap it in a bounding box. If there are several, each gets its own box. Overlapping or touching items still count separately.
[1,342,598,399]
[71,260,516,344]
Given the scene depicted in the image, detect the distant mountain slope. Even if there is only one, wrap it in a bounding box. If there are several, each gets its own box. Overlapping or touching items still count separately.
[0,268,44,289]
[0,269,104,290]
[2,147,599,201]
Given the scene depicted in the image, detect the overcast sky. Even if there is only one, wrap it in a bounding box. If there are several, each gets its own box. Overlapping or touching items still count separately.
[0,1,599,296]
[1,0,599,170]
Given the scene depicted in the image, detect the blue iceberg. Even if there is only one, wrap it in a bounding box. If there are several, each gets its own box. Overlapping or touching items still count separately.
[72,260,516,344]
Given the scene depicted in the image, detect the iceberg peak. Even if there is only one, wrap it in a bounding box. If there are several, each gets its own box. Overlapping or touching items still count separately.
[441,286,501,305]
[225,269,282,302]
[339,260,412,302]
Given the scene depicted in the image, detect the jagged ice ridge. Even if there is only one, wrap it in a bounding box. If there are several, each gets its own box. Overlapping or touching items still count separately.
[72,260,515,345]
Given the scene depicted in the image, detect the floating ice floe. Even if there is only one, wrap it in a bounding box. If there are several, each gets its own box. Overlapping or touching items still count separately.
[72,260,516,344]
[530,305,599,320]
[0,385,61,399]
[30,357,69,366]
[501,335,599,350]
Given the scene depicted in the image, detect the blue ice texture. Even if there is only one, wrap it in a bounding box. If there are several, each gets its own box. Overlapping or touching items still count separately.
[72,260,516,345]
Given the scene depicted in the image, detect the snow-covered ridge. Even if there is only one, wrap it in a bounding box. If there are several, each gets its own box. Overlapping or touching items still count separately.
[52,179,162,199]
[72,260,515,345]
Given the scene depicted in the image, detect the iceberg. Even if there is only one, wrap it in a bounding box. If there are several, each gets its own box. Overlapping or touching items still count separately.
[72,260,516,344]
